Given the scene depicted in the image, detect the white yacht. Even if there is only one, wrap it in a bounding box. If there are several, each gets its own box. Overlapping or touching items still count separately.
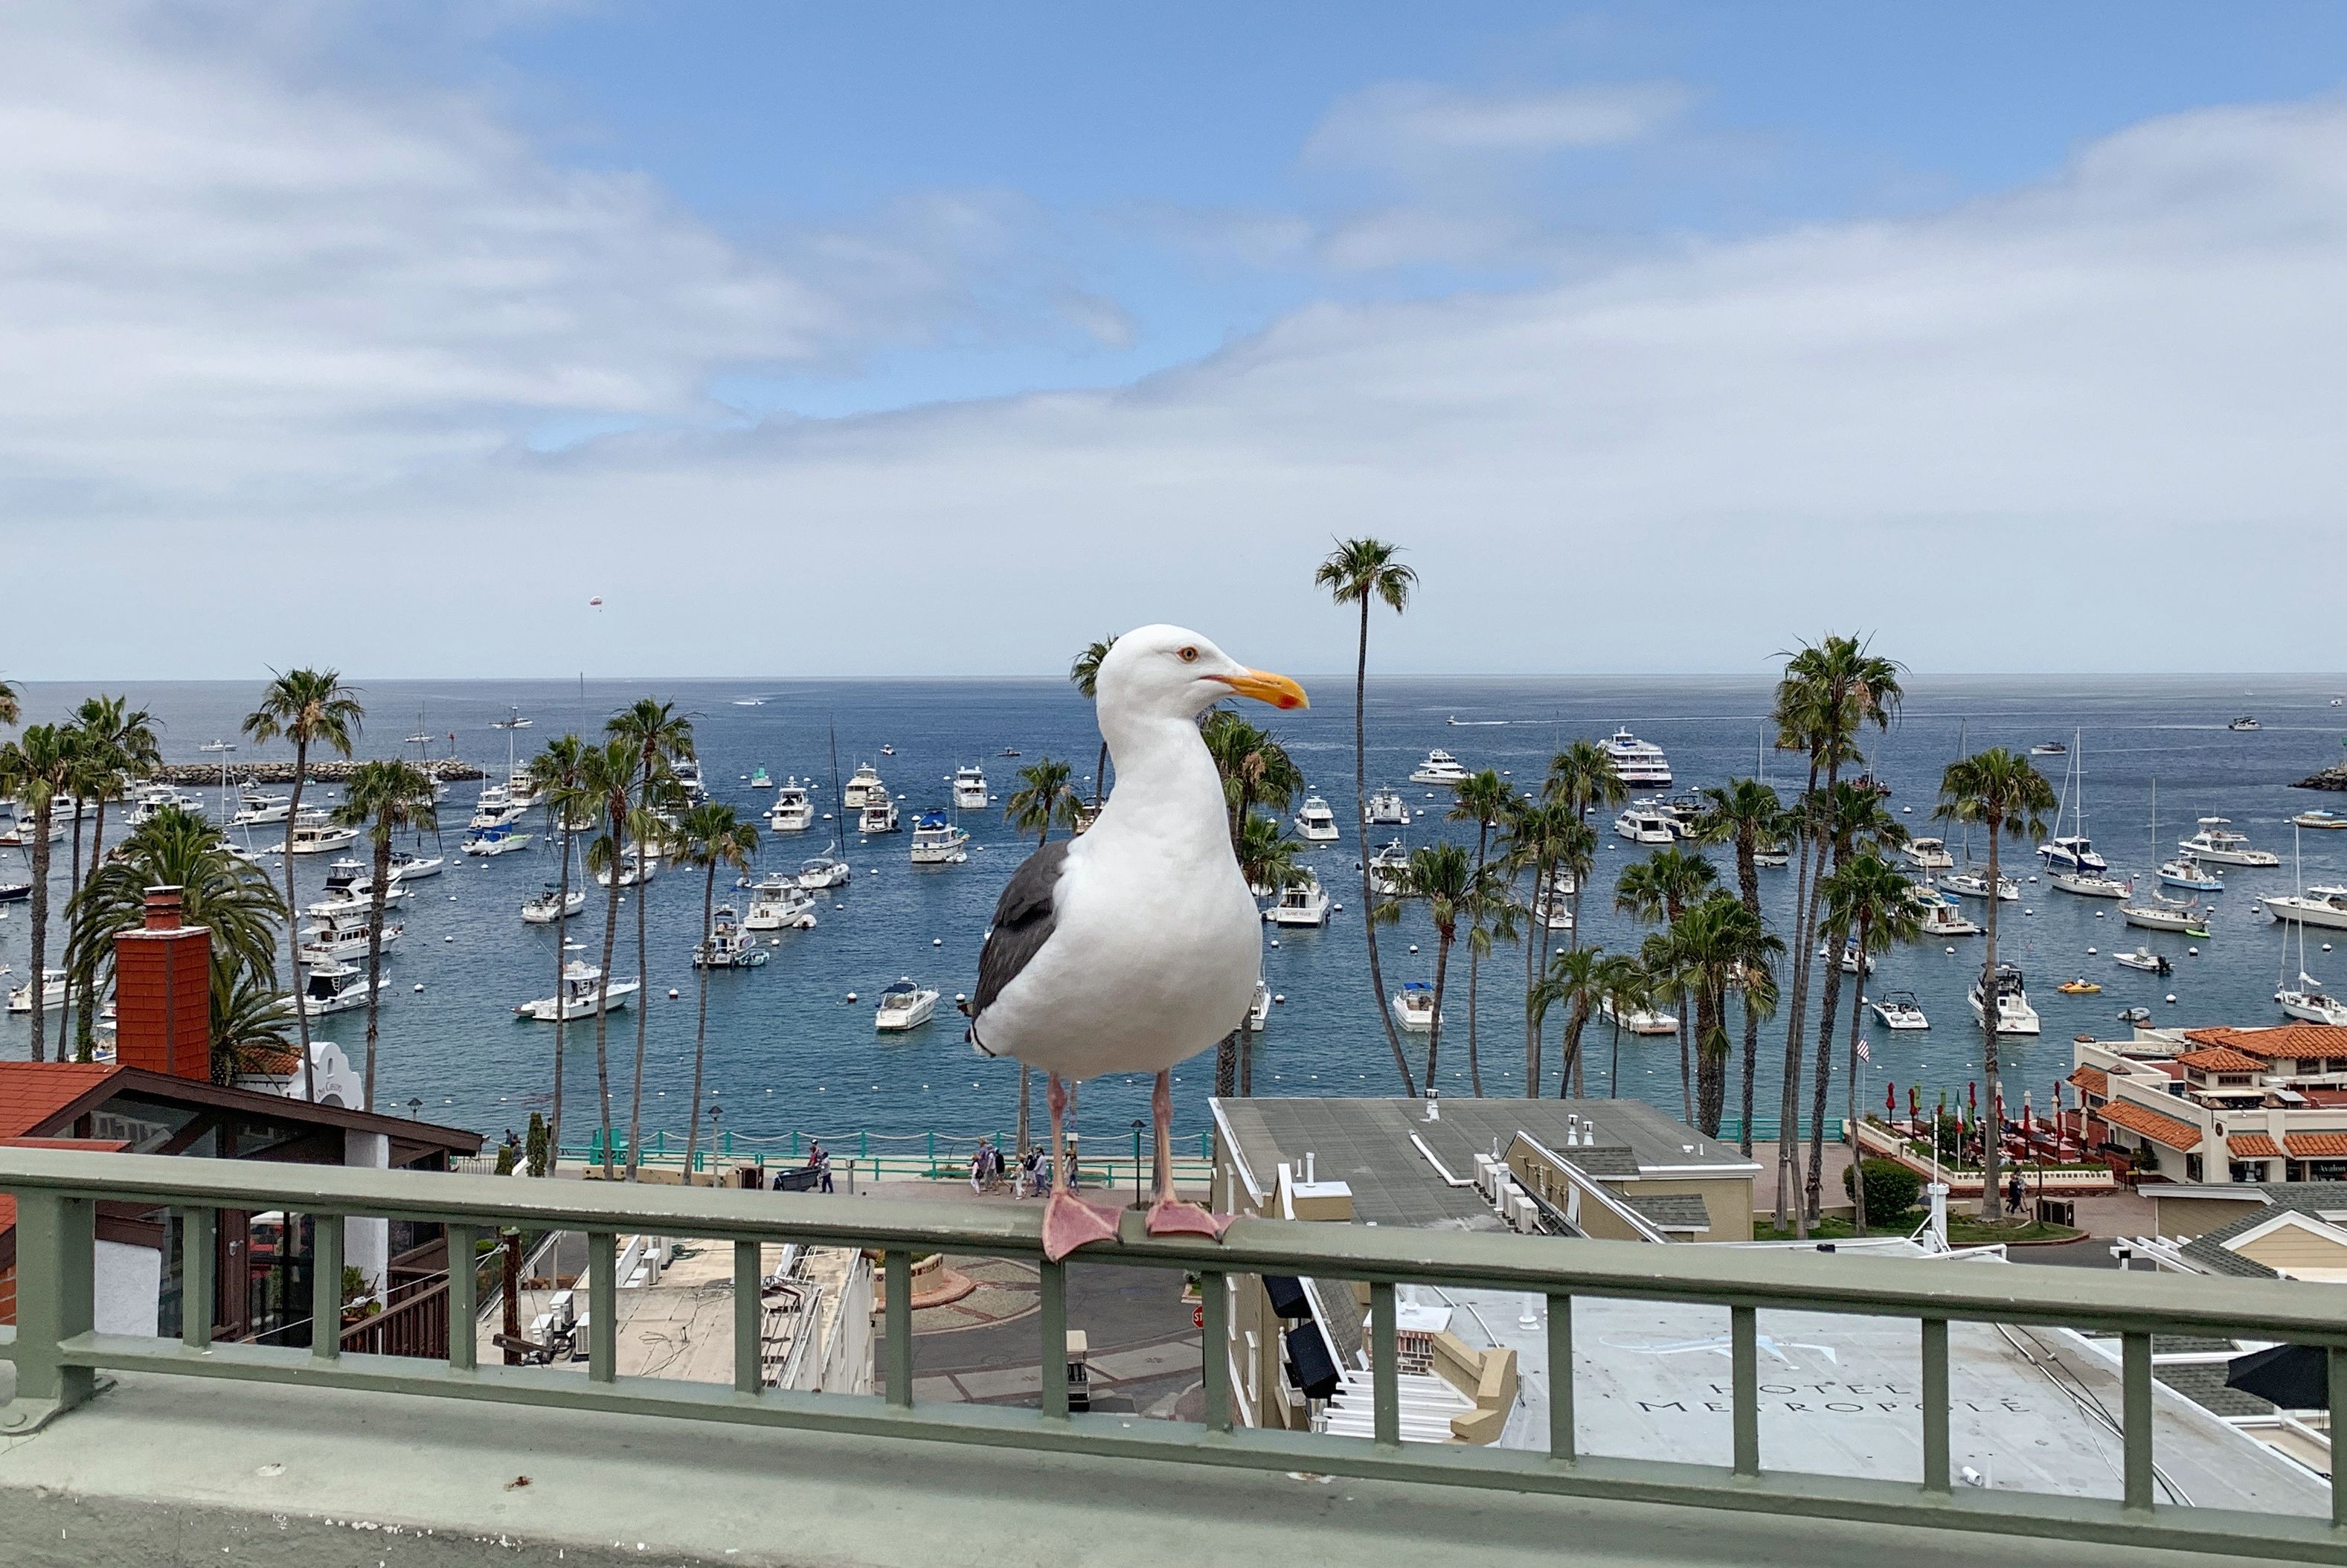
[306,884,410,923]
[1599,996,1679,1036]
[953,766,989,812]
[672,758,708,806]
[7,968,67,1015]
[1869,989,1929,1031]
[1266,870,1331,927]
[299,909,402,965]
[521,884,585,924]
[1819,938,1874,975]
[1753,840,1791,869]
[388,850,444,882]
[768,780,815,834]
[2038,836,2108,874]
[1915,894,1982,938]
[231,788,292,826]
[1614,804,1675,845]
[1294,796,1340,843]
[1249,981,1271,1031]
[1407,750,1470,787]
[321,857,370,897]
[1531,876,1576,932]
[2262,884,2347,932]
[2177,817,2278,867]
[798,855,851,891]
[874,978,940,1032]
[1967,965,2041,1036]
[1365,788,1410,827]
[1600,727,1673,788]
[910,810,970,865]
[286,812,359,856]
[293,960,380,1018]
[2114,947,2172,975]
[463,822,534,857]
[1367,840,1410,898]
[2276,980,2347,1026]
[1901,837,1954,871]
[2122,891,2209,935]
[843,764,885,809]
[743,875,819,931]
[693,907,768,969]
[514,961,638,1021]
[2051,869,2131,899]
[591,849,658,887]
[858,795,901,835]
[126,785,205,826]
[2158,854,2225,892]
[2229,716,2261,732]
[1940,870,2019,902]
[1390,982,1441,1034]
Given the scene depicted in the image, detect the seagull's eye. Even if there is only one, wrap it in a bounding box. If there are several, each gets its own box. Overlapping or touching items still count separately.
[1178,646,1199,663]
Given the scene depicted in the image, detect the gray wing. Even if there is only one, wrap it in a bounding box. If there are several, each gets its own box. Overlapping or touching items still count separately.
[965,839,1072,1050]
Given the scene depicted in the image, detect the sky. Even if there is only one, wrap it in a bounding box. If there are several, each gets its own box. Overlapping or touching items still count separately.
[4,1,2346,681]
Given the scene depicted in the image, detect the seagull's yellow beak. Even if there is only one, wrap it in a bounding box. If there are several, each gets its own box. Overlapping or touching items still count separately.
[1211,667,1309,711]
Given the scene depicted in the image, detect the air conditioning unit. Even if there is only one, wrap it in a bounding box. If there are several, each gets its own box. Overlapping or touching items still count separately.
[1512,1195,1539,1234]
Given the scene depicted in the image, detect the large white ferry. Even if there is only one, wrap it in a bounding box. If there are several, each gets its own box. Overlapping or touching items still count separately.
[1601,727,1672,788]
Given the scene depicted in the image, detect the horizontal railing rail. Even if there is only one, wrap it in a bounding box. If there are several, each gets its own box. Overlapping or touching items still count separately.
[2,1147,2343,1563]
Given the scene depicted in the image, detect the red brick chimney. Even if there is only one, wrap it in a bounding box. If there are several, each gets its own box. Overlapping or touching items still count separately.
[114,885,213,1082]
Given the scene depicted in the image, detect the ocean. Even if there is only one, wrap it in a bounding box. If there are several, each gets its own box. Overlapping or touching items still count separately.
[4,673,2343,1157]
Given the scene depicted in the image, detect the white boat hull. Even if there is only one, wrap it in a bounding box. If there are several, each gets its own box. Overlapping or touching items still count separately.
[2123,905,2206,933]
[515,980,639,1021]
[521,891,587,924]
[2277,990,2347,1025]
[2262,896,2347,931]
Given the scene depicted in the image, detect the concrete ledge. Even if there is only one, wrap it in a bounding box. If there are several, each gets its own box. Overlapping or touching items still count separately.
[0,1369,2308,1568]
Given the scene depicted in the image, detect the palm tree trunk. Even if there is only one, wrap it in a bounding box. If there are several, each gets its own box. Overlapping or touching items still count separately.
[74,800,111,1060]
[362,831,391,1110]
[593,812,623,1177]
[1214,1030,1237,1097]
[1609,1018,1623,1094]
[1466,823,1487,1096]
[1677,986,1694,1125]
[1805,916,1852,1220]
[1524,852,1551,1098]
[62,811,84,1060]
[1558,1005,1590,1099]
[1978,822,2006,1219]
[684,858,716,1175]
[1094,740,1109,809]
[287,742,315,1102]
[1355,597,1417,1097]
[1736,835,1760,1155]
[1846,913,1872,1236]
[1426,928,1452,1091]
[28,800,54,1062]
[1239,1014,1256,1096]
[1775,755,1823,1232]
[627,835,649,1180]
[550,821,571,1162]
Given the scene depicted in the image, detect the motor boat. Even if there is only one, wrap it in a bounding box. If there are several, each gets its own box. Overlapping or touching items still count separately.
[1365,788,1410,827]
[1614,804,1675,845]
[2228,717,2261,732]
[672,758,708,806]
[1901,837,1954,871]
[1600,727,1672,788]
[693,907,768,969]
[2122,891,2209,936]
[842,765,885,809]
[1294,796,1341,843]
[954,766,989,812]
[798,855,851,891]
[1656,796,1706,839]
[1753,840,1791,869]
[286,811,359,856]
[1407,750,1470,787]
[2293,809,2347,832]
[1599,997,1678,1036]
[1869,990,1929,1030]
[748,766,773,790]
[743,875,819,931]
[515,960,638,1021]
[1531,880,1576,932]
[1916,896,1982,938]
[465,823,535,857]
[298,908,402,965]
[858,795,901,835]
[1249,981,1271,1031]
[879,745,895,757]
[1266,870,1330,927]
[2056,977,2102,995]
[591,849,657,887]
[910,811,970,864]
[126,785,205,827]
[231,788,292,826]
[768,780,815,833]
[521,884,585,924]
[2038,836,2109,875]
[322,857,370,897]
[1390,982,1441,1034]
[2177,817,2278,867]
[1367,841,1410,898]
[7,968,67,1014]
[2276,975,2347,1026]
[2158,855,2225,892]
[998,747,1021,758]
[2113,947,2172,975]
[292,960,379,1018]
[2051,870,2131,899]
[874,978,939,1032]
[388,850,443,882]
[2029,741,2068,756]
[306,882,411,923]
[0,879,29,903]
[2261,885,2347,931]
[1817,938,1874,975]
[1968,965,2041,1036]
[1940,870,2019,902]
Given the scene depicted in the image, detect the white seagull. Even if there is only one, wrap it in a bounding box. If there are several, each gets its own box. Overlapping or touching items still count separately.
[966,625,1306,1259]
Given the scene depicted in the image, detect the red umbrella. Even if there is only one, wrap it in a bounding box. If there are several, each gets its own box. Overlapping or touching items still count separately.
[1887,1083,1897,1117]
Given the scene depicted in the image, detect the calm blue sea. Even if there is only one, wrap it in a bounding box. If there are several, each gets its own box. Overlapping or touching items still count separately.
[5,675,2343,1154]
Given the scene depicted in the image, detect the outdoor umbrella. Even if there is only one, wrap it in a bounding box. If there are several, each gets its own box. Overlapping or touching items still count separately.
[2225,1343,2334,1410]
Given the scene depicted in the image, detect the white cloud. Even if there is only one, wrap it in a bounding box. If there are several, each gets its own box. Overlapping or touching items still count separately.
[1303,81,1694,168]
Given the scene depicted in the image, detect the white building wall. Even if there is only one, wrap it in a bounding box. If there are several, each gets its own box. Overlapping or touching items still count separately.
[344,1129,391,1302]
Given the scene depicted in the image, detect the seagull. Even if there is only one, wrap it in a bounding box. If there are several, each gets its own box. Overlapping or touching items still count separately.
[966,625,1306,1260]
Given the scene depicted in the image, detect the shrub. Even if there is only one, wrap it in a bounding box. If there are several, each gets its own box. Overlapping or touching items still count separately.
[525,1111,550,1177]
[1843,1157,1922,1221]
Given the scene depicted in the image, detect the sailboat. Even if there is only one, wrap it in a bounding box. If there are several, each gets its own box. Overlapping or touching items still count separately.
[2276,825,2347,1024]
[2043,731,2128,897]
[1751,720,1790,867]
[799,726,853,891]
[2121,783,2209,936]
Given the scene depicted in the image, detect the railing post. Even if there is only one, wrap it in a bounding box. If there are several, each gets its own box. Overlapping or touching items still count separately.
[1919,1317,1950,1494]
[734,1240,764,1395]
[444,1224,478,1372]
[0,1191,96,1433]
[1547,1293,1574,1462]
[588,1232,617,1384]
[1730,1304,1759,1477]
[2121,1330,2154,1511]
[309,1213,344,1363]
[1200,1270,1231,1434]
[179,1206,216,1351]
[1038,1259,1069,1418]
[883,1250,914,1407]
[1370,1280,1399,1449]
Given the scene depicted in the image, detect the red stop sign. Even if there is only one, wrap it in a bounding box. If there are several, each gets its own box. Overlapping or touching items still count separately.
[1192,1303,1204,1330]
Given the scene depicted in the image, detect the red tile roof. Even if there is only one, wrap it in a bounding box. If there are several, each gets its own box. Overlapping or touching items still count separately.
[0,1061,121,1138]
[2283,1132,2347,1158]
[2177,1047,2267,1073]
[2068,1066,2109,1098]
[2183,1025,2347,1061]
[2226,1133,2282,1159]
[2099,1098,2203,1151]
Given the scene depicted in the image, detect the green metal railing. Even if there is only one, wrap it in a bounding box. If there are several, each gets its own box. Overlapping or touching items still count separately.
[2,1147,2343,1561]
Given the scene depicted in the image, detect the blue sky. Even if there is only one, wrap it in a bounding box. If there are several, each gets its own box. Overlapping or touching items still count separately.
[1,3,2345,678]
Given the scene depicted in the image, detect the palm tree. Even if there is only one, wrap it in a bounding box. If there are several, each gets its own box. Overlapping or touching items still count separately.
[1819,852,1923,1233]
[0,678,17,728]
[527,734,591,1161]
[1201,711,1304,841]
[67,697,160,1057]
[1002,754,1082,1153]
[1230,811,1306,1096]
[243,669,364,1099]
[1936,748,2058,1221]
[1614,846,1718,1123]
[1500,798,1587,1097]
[1372,841,1474,1092]
[0,725,81,1061]
[606,698,694,1180]
[1697,777,1782,1153]
[1596,953,1654,1096]
[1531,945,1607,1098]
[575,738,640,1177]
[1800,780,1905,1221]
[210,967,298,1087]
[1069,636,1118,807]
[1660,893,1776,1136]
[1316,537,1419,1096]
[1544,739,1628,945]
[1449,770,1515,1092]
[675,803,759,1175]
[333,760,437,1111]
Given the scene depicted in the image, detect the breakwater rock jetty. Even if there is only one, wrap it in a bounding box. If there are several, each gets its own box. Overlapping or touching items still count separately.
[2293,763,2347,793]
[155,759,485,785]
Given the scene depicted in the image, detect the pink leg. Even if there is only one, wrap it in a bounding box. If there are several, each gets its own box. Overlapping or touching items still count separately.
[1146,1070,1232,1239]
[1041,1072,1120,1262]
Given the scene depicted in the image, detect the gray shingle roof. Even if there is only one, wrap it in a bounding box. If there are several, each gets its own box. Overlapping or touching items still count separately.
[2155,1362,2275,1419]
[2176,1183,2347,1279]
[1621,1193,1714,1231]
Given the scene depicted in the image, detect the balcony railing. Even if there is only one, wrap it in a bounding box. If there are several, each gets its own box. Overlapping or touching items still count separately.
[3,1146,2343,1563]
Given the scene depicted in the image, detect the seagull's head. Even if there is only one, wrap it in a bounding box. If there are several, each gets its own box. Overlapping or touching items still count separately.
[1097,624,1309,722]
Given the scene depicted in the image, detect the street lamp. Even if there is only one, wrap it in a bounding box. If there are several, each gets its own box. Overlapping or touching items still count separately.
[1130,1118,1147,1209]
[407,1097,423,1120]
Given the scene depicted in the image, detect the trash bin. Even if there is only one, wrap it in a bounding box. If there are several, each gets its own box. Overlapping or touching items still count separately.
[1066,1329,1091,1413]
[2035,1196,2075,1228]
